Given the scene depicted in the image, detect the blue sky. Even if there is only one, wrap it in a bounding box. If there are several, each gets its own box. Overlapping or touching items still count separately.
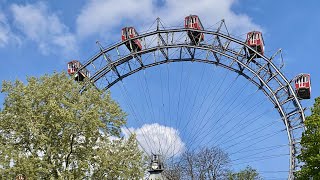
[0,0,319,178]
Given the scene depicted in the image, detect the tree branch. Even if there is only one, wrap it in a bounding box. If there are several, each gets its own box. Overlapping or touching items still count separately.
[65,134,75,170]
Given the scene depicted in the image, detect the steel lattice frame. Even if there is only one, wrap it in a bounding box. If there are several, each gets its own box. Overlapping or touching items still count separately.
[76,25,306,179]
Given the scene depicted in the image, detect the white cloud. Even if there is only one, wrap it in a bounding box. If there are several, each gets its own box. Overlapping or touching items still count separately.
[0,12,20,47]
[76,0,154,37]
[76,0,261,39]
[10,3,77,56]
[0,13,10,47]
[122,123,185,159]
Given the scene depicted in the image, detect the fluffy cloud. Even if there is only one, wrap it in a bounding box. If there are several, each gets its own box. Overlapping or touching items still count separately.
[76,0,155,37]
[0,12,20,47]
[0,13,10,47]
[3,0,260,56]
[76,0,261,39]
[122,123,185,159]
[10,3,77,55]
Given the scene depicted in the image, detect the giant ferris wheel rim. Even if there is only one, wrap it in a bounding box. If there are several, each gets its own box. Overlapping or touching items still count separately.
[76,27,306,179]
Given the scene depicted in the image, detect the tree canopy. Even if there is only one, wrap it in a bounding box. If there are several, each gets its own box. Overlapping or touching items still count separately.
[181,147,230,179]
[227,166,262,180]
[164,146,263,180]
[296,97,320,179]
[0,73,146,179]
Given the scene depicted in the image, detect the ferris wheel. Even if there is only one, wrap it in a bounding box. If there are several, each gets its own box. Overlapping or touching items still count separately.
[67,16,311,179]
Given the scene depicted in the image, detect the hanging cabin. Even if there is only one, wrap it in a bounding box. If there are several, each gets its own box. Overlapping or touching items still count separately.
[121,27,142,52]
[149,154,164,171]
[185,15,204,44]
[294,73,311,99]
[67,60,90,81]
[246,31,265,58]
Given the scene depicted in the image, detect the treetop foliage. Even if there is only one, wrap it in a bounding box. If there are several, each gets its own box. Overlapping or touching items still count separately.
[163,146,264,179]
[227,166,262,180]
[0,73,145,179]
[296,97,320,179]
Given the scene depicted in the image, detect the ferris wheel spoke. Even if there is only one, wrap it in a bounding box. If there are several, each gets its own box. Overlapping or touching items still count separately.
[225,129,285,154]
[215,112,277,148]
[230,143,289,160]
[230,154,290,166]
[173,63,195,131]
[190,102,280,155]
[182,63,207,130]
[163,62,212,158]
[155,54,169,156]
[166,72,239,159]
[175,62,184,133]
[189,80,250,144]
[186,73,240,148]
[164,62,211,158]
[179,68,221,147]
[221,120,284,152]
[208,95,273,147]
[142,69,167,155]
[202,87,271,144]
[116,82,157,154]
[163,63,207,157]
[182,68,232,139]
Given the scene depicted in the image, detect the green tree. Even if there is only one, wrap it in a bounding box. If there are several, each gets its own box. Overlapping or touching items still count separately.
[296,97,320,179]
[164,146,231,179]
[0,73,145,179]
[228,166,262,180]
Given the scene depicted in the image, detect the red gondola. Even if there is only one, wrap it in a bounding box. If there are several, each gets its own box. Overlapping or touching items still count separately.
[121,27,142,51]
[294,73,311,99]
[67,60,90,81]
[185,15,204,44]
[246,31,265,58]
